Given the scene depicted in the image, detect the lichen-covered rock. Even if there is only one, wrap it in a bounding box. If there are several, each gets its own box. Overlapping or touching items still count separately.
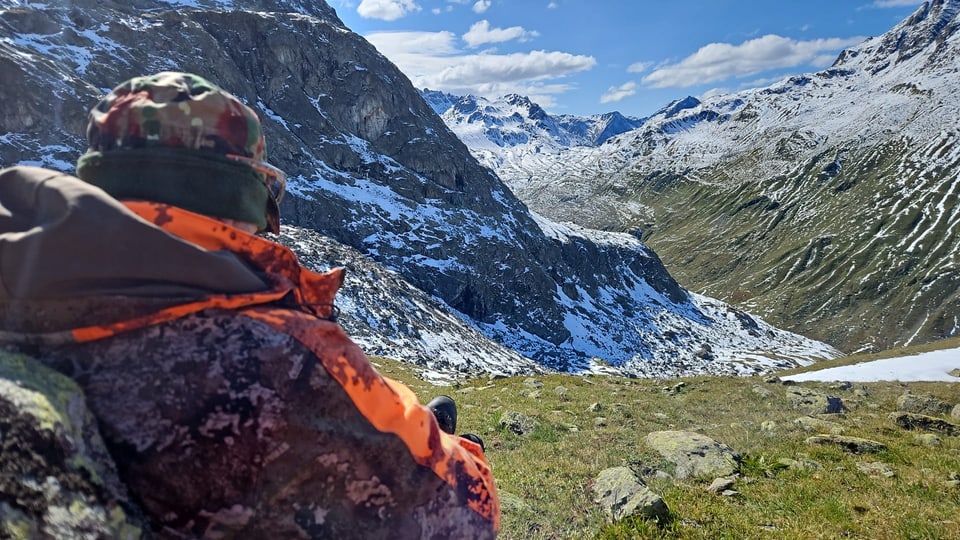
[888,412,958,436]
[804,434,886,454]
[855,461,896,478]
[497,491,531,514]
[786,388,846,414]
[0,350,147,539]
[777,457,823,472]
[592,467,669,523]
[793,415,845,434]
[499,411,540,436]
[896,392,953,416]
[644,431,741,480]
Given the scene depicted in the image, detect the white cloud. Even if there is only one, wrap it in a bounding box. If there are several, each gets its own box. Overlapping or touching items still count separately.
[626,61,652,74]
[871,0,923,7]
[600,82,637,104]
[547,2,558,7]
[462,20,537,48]
[367,30,460,57]
[431,50,594,86]
[357,0,421,21]
[642,34,865,88]
[473,0,491,13]
[365,30,595,104]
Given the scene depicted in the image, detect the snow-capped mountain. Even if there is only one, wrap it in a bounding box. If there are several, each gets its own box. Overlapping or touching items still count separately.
[423,91,644,171]
[0,0,839,376]
[437,0,960,355]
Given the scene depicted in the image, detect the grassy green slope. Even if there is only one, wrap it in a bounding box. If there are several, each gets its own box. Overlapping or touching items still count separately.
[375,352,960,539]
[603,135,960,354]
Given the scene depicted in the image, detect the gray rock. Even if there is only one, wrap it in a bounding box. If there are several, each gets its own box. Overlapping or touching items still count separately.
[499,411,539,436]
[947,472,960,489]
[895,392,953,416]
[594,417,608,427]
[554,385,569,400]
[804,434,887,453]
[587,402,603,413]
[523,378,544,390]
[592,467,669,523]
[786,387,846,414]
[777,457,823,471]
[706,477,736,494]
[761,421,777,433]
[888,412,958,435]
[793,415,845,434]
[645,431,741,480]
[0,351,147,539]
[662,382,686,394]
[498,491,531,513]
[952,404,960,420]
[914,434,942,446]
[855,461,896,478]
[752,385,773,398]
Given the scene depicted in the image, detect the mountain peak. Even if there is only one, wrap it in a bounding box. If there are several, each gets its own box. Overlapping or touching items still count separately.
[835,0,960,73]
[660,96,702,119]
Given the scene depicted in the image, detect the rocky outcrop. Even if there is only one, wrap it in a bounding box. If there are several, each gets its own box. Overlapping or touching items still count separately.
[793,415,845,435]
[0,350,147,539]
[644,431,741,480]
[592,467,669,522]
[804,435,887,454]
[889,412,958,436]
[498,412,539,437]
[786,388,846,415]
[895,392,954,416]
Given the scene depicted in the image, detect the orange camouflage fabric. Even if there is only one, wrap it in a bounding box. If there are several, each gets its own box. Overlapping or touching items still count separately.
[0,186,499,538]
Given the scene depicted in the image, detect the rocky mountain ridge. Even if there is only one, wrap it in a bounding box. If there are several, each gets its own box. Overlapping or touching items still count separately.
[0,0,837,376]
[433,0,960,355]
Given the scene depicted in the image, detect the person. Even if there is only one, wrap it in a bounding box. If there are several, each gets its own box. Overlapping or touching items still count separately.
[0,72,498,539]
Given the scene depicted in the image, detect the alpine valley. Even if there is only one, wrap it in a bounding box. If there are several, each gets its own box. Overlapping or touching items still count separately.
[13,0,944,381]
[428,0,960,357]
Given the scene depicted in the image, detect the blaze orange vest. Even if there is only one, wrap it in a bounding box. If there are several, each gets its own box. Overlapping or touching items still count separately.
[68,201,500,529]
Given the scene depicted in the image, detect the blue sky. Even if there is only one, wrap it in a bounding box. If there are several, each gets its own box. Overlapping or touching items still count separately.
[330,0,927,117]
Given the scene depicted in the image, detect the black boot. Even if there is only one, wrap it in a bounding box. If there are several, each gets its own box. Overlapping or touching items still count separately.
[427,395,457,435]
[460,433,485,452]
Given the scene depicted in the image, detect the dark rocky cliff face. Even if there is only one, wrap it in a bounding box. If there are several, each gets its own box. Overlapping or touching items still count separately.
[0,0,834,373]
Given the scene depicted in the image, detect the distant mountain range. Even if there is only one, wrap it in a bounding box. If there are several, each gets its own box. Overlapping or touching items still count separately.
[0,0,839,378]
[428,0,960,355]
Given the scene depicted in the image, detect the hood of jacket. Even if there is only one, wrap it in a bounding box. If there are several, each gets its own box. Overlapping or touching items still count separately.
[0,165,268,300]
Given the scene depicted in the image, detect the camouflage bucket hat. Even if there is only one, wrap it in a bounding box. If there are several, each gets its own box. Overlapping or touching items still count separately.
[80,71,285,233]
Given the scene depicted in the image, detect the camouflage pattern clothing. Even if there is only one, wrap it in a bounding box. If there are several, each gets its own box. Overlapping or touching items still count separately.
[75,71,283,234]
[0,166,499,539]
